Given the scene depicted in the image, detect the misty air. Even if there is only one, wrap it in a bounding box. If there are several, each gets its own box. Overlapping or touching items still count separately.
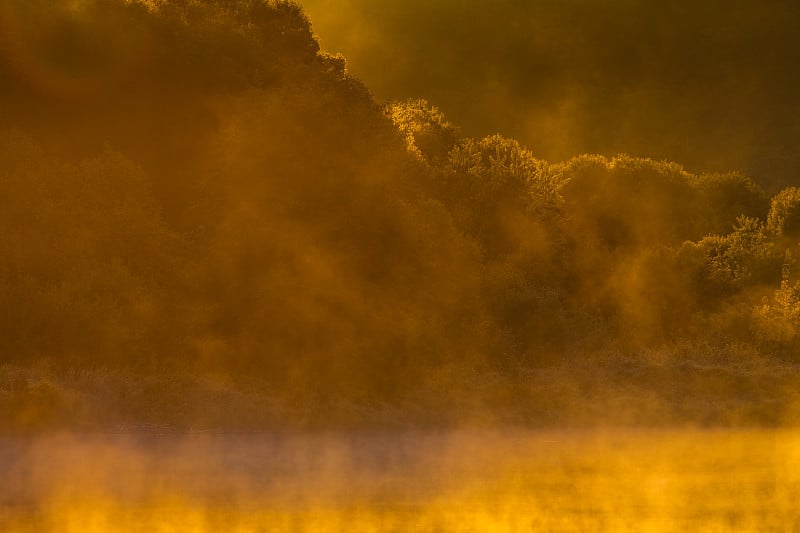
[1,1,800,531]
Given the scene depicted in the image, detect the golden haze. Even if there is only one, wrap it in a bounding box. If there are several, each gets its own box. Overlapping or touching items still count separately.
[1,0,800,531]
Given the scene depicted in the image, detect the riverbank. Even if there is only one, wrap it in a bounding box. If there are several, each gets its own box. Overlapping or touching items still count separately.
[3,345,799,433]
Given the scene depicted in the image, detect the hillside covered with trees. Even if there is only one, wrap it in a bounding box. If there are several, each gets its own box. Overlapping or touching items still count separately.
[2,0,800,430]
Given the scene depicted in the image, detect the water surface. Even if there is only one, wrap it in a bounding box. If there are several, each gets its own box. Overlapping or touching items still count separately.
[1,429,798,531]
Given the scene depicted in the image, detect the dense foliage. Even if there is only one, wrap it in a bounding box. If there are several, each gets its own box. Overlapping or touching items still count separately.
[1,0,798,409]
[303,0,800,193]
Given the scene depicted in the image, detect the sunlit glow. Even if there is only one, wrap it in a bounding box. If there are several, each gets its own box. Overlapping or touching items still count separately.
[2,431,799,532]
[1,1,798,531]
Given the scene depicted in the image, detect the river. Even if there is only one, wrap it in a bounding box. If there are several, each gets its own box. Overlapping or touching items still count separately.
[1,429,798,531]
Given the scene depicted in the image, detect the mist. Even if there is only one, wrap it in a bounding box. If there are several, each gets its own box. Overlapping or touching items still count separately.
[2,0,800,437]
[3,430,800,531]
[2,0,800,530]
[304,0,800,192]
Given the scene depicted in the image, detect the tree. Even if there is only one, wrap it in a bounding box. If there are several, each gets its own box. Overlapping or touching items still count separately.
[767,187,800,242]
[692,171,769,236]
[386,99,459,165]
[0,132,183,364]
[558,154,699,249]
[753,277,800,348]
[443,134,563,258]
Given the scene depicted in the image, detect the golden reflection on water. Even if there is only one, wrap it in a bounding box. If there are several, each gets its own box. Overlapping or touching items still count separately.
[2,429,799,532]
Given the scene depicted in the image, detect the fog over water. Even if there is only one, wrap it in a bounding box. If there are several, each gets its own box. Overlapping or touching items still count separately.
[1,1,800,530]
[3,430,800,532]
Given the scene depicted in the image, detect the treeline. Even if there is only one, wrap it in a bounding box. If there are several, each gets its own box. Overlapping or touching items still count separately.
[1,0,799,401]
[303,0,800,193]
